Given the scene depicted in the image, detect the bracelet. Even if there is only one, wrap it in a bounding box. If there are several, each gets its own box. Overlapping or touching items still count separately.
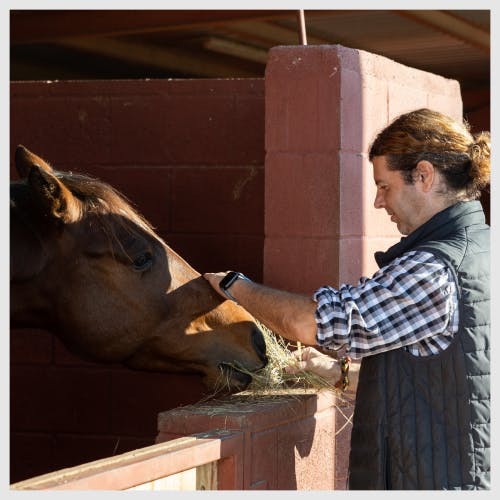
[334,356,351,391]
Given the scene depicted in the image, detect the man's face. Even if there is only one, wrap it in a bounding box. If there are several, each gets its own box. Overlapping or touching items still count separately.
[372,155,429,236]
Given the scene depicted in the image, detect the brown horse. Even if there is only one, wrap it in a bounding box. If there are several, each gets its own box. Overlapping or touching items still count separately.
[10,146,267,391]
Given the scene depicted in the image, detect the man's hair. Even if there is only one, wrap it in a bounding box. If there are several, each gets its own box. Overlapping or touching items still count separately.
[369,108,490,200]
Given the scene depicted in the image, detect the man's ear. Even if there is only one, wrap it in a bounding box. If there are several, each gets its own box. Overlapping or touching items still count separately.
[414,160,435,192]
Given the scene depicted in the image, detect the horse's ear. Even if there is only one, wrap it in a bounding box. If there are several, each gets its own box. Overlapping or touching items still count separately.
[15,145,54,179]
[28,165,82,223]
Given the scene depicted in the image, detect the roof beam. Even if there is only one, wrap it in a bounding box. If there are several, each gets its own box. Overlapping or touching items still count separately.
[202,37,268,64]
[10,10,296,44]
[57,37,261,77]
[396,10,489,52]
[222,20,330,47]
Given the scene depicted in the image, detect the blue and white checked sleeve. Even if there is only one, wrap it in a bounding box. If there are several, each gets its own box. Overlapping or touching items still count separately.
[313,250,458,358]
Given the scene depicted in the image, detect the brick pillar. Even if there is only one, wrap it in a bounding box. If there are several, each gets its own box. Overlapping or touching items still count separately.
[264,44,462,292]
[264,44,463,489]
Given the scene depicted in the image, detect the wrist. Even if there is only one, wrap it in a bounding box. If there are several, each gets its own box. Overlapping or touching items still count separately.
[219,271,251,303]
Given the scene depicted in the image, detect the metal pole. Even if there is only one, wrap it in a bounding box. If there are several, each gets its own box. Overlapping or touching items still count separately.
[297,10,308,45]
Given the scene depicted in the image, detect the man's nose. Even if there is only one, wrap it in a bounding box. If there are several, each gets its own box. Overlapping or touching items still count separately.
[374,191,384,209]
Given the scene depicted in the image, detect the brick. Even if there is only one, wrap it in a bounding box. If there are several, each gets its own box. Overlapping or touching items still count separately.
[230,95,265,164]
[265,47,340,154]
[110,370,206,435]
[263,236,339,293]
[109,94,170,165]
[170,166,264,234]
[249,430,277,489]
[10,433,55,484]
[265,153,339,238]
[10,95,112,167]
[167,78,264,97]
[266,45,341,80]
[339,236,401,283]
[166,233,264,280]
[427,89,464,120]
[355,75,389,153]
[339,152,365,237]
[387,82,429,121]
[10,328,53,364]
[160,95,256,165]
[339,67,363,153]
[10,366,112,433]
[334,405,354,490]
[278,413,336,489]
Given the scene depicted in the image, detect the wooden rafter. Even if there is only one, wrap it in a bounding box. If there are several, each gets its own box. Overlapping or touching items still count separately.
[57,37,262,77]
[396,10,489,53]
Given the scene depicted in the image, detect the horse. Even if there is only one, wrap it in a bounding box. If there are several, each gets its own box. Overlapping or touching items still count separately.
[10,145,267,391]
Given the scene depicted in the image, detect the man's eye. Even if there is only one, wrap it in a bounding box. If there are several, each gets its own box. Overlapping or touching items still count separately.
[132,252,153,271]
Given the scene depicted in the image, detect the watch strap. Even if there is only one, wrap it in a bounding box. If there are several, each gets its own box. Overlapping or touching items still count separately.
[219,271,250,302]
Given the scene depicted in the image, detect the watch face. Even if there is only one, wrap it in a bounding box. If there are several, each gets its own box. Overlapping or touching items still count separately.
[220,271,238,290]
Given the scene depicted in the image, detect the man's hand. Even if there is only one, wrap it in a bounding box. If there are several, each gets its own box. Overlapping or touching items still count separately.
[203,272,229,300]
[285,346,340,380]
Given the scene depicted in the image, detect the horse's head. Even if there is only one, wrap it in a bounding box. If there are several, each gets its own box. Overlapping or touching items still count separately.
[10,146,267,391]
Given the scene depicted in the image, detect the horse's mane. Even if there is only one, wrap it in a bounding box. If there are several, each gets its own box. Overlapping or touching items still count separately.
[54,170,160,241]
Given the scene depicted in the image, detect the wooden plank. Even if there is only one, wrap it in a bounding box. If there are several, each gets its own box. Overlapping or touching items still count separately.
[126,467,198,490]
[197,461,218,490]
[11,430,241,490]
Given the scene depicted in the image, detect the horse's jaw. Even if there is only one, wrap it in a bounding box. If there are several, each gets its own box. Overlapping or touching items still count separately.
[123,310,267,392]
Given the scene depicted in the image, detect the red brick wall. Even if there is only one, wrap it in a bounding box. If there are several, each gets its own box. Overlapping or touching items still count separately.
[10,79,265,483]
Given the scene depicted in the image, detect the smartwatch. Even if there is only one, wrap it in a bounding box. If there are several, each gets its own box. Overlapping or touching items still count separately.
[219,271,251,302]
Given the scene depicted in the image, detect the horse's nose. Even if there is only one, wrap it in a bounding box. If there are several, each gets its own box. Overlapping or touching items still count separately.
[251,327,268,365]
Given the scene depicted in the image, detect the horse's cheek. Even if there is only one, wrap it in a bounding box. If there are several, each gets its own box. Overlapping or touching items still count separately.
[63,263,142,334]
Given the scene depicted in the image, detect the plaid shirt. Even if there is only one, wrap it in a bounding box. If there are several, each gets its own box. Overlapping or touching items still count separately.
[313,250,458,358]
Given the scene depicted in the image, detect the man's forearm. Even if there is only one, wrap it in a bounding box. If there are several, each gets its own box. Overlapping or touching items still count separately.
[204,272,318,345]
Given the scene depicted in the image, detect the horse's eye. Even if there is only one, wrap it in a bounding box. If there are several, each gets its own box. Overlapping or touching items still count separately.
[132,252,153,271]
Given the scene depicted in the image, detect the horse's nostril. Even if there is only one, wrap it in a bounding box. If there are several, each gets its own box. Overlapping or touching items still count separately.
[251,327,267,364]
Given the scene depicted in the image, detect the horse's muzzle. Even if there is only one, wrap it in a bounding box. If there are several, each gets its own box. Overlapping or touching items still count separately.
[218,362,253,390]
[251,327,268,366]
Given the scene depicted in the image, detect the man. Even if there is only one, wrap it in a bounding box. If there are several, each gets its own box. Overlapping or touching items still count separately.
[204,108,490,489]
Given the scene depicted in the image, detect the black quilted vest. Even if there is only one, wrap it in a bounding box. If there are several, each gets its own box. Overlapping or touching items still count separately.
[348,200,490,490]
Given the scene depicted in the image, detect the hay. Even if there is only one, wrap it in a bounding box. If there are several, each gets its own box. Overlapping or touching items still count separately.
[246,323,336,393]
[216,322,343,397]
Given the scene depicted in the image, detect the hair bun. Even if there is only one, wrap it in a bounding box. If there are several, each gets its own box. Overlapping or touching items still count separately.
[468,132,490,192]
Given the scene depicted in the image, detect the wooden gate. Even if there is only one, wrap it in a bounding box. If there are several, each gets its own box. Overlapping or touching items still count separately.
[11,429,242,490]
